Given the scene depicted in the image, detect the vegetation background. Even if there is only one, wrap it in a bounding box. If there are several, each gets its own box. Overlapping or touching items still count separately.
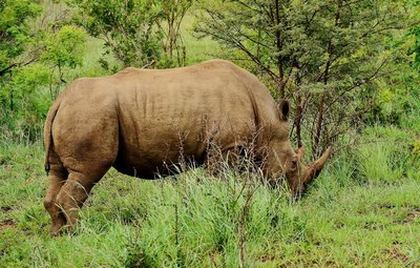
[0,0,419,267]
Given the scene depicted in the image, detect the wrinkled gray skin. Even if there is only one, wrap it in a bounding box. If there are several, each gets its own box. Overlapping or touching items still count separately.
[43,60,331,235]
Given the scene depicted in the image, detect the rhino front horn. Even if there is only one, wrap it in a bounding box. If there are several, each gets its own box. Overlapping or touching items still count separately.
[303,146,332,185]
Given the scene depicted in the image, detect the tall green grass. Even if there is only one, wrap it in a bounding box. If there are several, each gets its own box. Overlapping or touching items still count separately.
[1,125,419,267]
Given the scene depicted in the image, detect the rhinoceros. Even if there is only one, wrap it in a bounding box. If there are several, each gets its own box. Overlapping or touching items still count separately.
[43,59,331,234]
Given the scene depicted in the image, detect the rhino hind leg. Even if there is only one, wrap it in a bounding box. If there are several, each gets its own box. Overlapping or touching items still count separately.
[43,163,68,236]
[55,167,109,232]
[51,136,116,233]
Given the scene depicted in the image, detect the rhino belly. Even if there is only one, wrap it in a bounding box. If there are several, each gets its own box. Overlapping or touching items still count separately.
[112,126,207,179]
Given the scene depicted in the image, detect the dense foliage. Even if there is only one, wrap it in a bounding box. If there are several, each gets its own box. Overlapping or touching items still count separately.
[194,0,418,157]
[0,0,87,141]
[0,0,41,78]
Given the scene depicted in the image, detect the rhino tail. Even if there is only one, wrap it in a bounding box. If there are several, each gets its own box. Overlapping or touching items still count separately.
[43,97,62,174]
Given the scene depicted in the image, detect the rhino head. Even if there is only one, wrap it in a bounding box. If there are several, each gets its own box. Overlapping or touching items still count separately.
[263,100,332,197]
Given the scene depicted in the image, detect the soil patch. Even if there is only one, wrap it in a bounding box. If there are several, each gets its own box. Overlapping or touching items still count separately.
[0,219,16,231]
[401,208,420,224]
[1,206,13,212]
[385,245,409,263]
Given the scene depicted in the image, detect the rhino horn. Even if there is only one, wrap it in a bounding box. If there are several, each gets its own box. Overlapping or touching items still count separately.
[302,146,332,185]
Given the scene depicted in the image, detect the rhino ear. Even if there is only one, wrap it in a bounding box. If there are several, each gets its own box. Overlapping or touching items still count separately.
[278,100,290,121]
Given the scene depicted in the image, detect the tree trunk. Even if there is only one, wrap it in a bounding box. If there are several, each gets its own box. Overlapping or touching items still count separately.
[294,94,304,148]
[274,0,285,97]
[313,94,325,156]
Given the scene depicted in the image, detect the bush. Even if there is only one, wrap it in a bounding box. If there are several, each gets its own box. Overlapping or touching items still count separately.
[0,64,51,142]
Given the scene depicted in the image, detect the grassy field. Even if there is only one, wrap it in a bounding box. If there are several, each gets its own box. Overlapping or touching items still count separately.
[0,126,419,267]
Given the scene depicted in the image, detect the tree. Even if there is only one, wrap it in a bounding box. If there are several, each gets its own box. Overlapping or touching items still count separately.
[160,0,194,66]
[41,25,87,99]
[69,0,164,68]
[0,0,41,78]
[69,0,195,68]
[194,0,411,157]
